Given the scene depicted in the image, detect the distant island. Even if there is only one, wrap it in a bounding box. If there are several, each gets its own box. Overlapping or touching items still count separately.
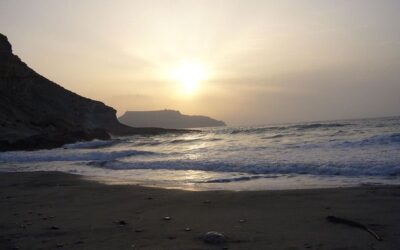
[119,110,226,129]
[0,33,184,151]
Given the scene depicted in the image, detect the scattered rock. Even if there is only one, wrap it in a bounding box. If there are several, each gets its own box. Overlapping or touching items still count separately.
[239,219,246,223]
[163,216,171,221]
[202,231,226,244]
[116,220,127,226]
[50,226,60,230]
[184,227,191,231]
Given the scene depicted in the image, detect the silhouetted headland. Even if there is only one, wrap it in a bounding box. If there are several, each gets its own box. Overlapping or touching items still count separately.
[0,34,188,151]
[119,109,226,129]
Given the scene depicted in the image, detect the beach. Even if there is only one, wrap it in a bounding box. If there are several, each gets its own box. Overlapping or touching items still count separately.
[1,171,399,250]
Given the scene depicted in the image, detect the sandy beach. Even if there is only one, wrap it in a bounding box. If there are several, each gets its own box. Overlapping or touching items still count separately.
[0,172,399,250]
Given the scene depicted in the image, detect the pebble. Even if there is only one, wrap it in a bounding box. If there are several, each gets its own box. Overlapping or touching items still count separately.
[117,220,127,226]
[50,226,60,230]
[184,227,191,231]
[203,231,226,244]
[163,216,171,221]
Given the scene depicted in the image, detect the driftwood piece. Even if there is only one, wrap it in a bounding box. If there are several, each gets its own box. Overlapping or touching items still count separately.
[326,215,382,241]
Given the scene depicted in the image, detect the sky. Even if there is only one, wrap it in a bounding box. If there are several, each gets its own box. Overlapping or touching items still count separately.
[1,0,399,125]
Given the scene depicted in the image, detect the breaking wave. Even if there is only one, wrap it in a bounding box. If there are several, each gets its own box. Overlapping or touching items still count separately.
[87,159,400,177]
[0,149,155,163]
[230,123,350,134]
[62,139,122,149]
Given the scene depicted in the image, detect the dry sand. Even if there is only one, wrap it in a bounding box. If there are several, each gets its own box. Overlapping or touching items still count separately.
[0,171,399,250]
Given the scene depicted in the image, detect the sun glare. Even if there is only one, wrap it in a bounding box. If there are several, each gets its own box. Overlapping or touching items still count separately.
[173,61,206,94]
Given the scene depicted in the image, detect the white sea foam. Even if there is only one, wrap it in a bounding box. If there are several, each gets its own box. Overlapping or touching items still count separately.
[0,149,154,163]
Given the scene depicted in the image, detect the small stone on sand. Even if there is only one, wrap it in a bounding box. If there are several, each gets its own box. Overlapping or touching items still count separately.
[184,227,191,231]
[117,220,127,226]
[203,231,226,244]
[163,216,171,220]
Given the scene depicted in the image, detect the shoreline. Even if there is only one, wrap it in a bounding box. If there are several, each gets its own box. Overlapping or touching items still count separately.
[1,171,400,249]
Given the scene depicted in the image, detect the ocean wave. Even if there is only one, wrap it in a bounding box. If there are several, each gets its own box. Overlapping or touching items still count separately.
[87,159,400,177]
[169,138,203,144]
[292,123,349,130]
[261,134,286,139]
[337,133,400,147]
[131,141,163,146]
[62,139,122,149]
[196,175,279,183]
[0,149,155,163]
[169,138,222,144]
[230,123,350,134]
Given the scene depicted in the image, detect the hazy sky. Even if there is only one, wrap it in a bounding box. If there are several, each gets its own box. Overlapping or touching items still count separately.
[1,0,399,125]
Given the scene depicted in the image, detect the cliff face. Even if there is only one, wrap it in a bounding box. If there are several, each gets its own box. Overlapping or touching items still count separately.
[119,110,226,129]
[0,34,176,151]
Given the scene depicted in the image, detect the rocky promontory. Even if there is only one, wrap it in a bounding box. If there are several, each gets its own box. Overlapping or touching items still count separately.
[119,110,226,129]
[0,34,182,151]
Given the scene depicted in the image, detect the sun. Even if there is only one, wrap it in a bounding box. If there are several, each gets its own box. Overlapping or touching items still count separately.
[172,61,206,94]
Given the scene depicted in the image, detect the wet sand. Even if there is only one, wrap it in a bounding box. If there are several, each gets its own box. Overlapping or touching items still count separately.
[0,171,399,250]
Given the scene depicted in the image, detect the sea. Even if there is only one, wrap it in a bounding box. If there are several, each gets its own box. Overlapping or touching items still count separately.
[1,116,399,191]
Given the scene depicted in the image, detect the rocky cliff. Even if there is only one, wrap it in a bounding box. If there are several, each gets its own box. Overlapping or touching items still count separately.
[119,110,226,129]
[0,34,178,151]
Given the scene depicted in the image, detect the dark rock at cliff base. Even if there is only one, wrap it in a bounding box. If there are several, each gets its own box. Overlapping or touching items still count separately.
[0,34,184,151]
[119,110,226,129]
